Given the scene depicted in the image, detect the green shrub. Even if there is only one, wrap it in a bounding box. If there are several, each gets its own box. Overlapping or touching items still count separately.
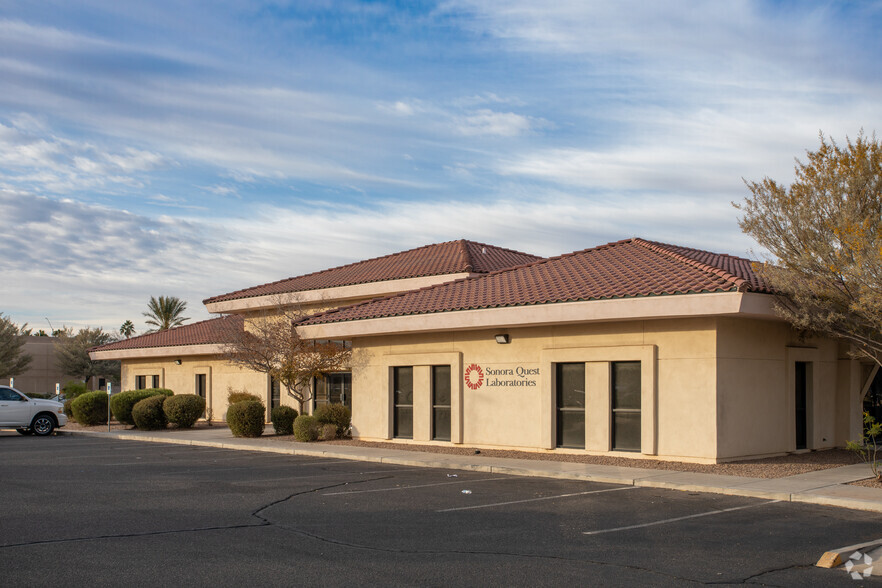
[228,389,262,405]
[164,394,206,428]
[293,415,320,442]
[227,401,265,437]
[70,391,108,426]
[63,381,90,399]
[111,389,173,426]
[132,395,168,430]
[63,398,74,420]
[314,403,352,438]
[271,406,298,435]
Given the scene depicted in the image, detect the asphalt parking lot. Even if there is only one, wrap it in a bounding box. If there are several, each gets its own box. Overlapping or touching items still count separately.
[2,434,881,586]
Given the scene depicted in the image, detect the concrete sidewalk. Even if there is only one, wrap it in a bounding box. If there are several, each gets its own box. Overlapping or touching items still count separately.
[61,426,882,514]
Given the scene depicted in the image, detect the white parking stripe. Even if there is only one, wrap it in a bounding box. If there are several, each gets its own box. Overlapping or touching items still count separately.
[323,477,504,495]
[437,485,637,513]
[582,499,784,535]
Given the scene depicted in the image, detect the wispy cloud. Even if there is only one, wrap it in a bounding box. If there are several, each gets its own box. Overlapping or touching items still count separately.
[0,1,879,333]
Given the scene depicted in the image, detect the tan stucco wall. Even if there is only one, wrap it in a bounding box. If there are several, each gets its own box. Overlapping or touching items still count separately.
[714,318,853,459]
[350,318,720,460]
[121,356,299,421]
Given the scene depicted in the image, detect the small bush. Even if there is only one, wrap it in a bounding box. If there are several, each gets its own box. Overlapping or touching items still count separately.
[164,394,206,428]
[111,389,173,426]
[63,381,90,399]
[293,415,320,442]
[319,423,337,441]
[132,395,168,430]
[63,398,74,420]
[271,406,298,435]
[70,391,108,426]
[227,401,265,437]
[314,403,352,438]
[227,388,262,405]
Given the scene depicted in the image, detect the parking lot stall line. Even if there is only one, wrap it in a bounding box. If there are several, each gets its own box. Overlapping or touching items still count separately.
[437,486,638,513]
[582,499,784,535]
[322,477,505,496]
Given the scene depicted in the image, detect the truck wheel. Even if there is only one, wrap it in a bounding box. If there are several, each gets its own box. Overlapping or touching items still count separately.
[31,414,56,436]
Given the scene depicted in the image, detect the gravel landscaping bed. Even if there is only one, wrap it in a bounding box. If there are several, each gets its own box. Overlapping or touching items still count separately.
[62,421,865,480]
[322,439,861,479]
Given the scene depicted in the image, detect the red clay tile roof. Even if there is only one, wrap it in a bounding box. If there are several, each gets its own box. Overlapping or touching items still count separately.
[299,238,773,326]
[91,315,243,352]
[203,240,541,305]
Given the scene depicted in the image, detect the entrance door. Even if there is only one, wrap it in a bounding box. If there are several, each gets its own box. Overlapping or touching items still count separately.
[863,367,882,430]
[795,362,810,450]
[270,377,281,415]
[556,363,585,449]
[314,372,352,410]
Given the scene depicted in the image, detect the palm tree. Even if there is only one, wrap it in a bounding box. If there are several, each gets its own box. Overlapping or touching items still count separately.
[143,296,190,332]
[119,320,136,338]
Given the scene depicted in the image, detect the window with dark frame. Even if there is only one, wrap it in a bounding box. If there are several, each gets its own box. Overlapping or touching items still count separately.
[151,375,160,388]
[432,365,451,441]
[556,363,586,449]
[136,375,146,390]
[611,361,641,452]
[393,366,413,439]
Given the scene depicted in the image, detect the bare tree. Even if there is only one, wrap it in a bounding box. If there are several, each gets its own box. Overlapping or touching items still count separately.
[736,131,882,365]
[55,327,121,384]
[0,314,32,380]
[220,304,351,413]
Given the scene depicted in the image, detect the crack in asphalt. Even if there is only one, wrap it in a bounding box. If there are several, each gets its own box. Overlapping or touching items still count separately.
[0,476,392,551]
[0,473,839,586]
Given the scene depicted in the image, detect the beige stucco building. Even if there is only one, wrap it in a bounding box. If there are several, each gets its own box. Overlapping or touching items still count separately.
[91,238,876,463]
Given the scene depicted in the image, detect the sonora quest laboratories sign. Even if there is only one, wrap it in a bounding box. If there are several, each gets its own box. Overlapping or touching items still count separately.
[464,363,539,390]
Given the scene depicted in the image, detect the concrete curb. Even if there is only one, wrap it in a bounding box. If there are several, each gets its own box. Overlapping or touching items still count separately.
[60,429,882,513]
[816,537,882,568]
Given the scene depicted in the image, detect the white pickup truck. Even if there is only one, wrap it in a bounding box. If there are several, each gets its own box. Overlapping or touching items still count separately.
[0,385,67,435]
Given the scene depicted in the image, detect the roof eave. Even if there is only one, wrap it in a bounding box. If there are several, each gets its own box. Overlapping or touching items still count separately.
[89,343,228,361]
[296,291,780,339]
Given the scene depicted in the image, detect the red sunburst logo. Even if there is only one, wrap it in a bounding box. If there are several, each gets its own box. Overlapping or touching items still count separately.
[464,363,484,390]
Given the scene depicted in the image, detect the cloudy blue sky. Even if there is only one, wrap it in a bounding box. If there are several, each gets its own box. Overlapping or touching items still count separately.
[1,1,880,335]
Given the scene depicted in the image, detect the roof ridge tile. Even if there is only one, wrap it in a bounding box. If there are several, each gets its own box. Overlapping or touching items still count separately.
[633,238,749,292]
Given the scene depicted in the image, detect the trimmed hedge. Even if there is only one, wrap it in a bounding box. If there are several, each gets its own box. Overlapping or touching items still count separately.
[132,395,168,430]
[228,390,262,405]
[111,389,173,426]
[62,381,90,399]
[319,423,337,441]
[293,415,320,442]
[314,403,352,439]
[271,406,298,435]
[227,401,265,437]
[63,398,74,420]
[70,391,108,426]
[164,394,206,428]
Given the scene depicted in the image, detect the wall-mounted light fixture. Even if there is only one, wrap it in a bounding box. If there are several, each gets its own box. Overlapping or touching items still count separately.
[174,359,182,365]
[494,334,510,344]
